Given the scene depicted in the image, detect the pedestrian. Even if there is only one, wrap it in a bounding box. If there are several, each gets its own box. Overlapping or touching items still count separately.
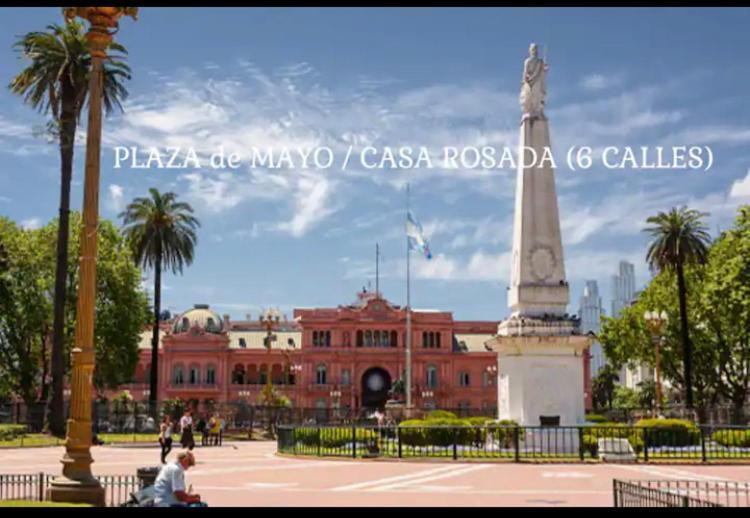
[159,415,173,464]
[153,451,204,507]
[218,414,225,446]
[197,415,208,447]
[179,409,195,450]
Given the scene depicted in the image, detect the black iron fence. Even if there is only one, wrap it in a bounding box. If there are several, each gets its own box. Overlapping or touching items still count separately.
[0,401,497,440]
[0,472,140,507]
[277,424,750,463]
[613,479,750,507]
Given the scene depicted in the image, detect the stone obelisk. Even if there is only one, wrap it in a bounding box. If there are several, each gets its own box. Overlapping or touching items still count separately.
[487,43,592,427]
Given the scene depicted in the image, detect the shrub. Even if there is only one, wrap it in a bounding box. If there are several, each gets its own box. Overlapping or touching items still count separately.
[293,427,320,447]
[398,419,427,447]
[584,413,609,424]
[485,420,519,448]
[0,424,27,441]
[425,410,457,420]
[710,428,750,448]
[582,423,644,455]
[320,428,377,448]
[635,418,701,447]
[398,418,475,447]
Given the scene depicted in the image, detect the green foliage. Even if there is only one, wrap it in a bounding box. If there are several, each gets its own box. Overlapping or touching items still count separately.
[0,424,28,441]
[292,427,378,448]
[0,215,149,401]
[425,410,457,420]
[582,423,645,455]
[592,364,619,410]
[161,398,185,420]
[635,418,701,447]
[584,413,609,424]
[710,428,750,448]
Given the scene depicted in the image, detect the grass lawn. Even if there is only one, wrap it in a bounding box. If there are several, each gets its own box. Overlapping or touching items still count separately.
[0,432,157,448]
[0,500,90,507]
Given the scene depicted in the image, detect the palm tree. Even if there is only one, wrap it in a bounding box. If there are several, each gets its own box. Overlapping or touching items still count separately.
[644,206,711,409]
[9,22,130,436]
[120,189,200,412]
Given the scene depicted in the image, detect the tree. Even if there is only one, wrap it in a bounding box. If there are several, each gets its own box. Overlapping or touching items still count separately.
[700,206,750,423]
[0,219,51,406]
[599,267,718,419]
[592,364,619,410]
[120,189,200,412]
[0,215,149,408]
[9,22,131,436]
[644,206,711,409]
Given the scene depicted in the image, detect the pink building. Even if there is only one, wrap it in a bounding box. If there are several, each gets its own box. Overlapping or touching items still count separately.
[114,290,591,414]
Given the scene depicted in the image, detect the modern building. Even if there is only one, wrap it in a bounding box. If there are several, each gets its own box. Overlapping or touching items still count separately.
[578,280,605,377]
[113,290,503,415]
[611,260,636,317]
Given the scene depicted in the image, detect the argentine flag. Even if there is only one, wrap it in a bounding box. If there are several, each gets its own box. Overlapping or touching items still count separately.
[406,211,432,260]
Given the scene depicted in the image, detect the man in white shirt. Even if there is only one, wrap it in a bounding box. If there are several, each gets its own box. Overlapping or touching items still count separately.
[153,451,202,507]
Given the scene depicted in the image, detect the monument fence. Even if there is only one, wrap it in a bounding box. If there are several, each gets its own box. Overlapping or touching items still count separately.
[613,479,750,507]
[277,423,750,463]
[0,472,140,507]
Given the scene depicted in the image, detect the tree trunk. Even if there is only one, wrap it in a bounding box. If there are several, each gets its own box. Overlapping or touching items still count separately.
[149,247,162,416]
[730,396,747,425]
[40,332,49,403]
[676,263,694,409]
[46,86,77,438]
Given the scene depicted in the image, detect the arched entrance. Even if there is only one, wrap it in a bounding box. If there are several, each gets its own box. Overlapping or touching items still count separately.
[361,367,391,409]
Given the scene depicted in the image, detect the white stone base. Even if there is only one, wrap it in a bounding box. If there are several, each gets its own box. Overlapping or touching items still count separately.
[488,331,591,426]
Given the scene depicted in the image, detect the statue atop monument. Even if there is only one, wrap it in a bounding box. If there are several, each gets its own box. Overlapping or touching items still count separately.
[520,43,548,120]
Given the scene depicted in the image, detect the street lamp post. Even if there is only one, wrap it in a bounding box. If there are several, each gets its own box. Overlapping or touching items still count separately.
[259,308,280,405]
[330,388,342,421]
[48,7,137,507]
[644,310,668,418]
[421,390,434,409]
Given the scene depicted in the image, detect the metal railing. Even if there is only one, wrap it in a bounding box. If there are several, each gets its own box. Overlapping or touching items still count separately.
[277,424,750,463]
[613,479,750,507]
[0,472,140,507]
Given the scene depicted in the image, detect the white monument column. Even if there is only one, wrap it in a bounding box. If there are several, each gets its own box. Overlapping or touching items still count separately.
[487,43,592,427]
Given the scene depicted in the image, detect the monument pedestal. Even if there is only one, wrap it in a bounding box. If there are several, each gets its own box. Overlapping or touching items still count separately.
[488,321,591,427]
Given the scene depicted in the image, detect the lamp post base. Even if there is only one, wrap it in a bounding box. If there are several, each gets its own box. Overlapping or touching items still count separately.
[46,478,105,507]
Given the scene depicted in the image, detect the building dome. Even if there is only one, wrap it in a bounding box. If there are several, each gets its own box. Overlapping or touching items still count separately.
[172,304,225,335]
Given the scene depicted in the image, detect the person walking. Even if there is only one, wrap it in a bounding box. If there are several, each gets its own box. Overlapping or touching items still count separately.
[197,414,208,447]
[179,409,195,450]
[159,415,173,464]
[218,414,225,446]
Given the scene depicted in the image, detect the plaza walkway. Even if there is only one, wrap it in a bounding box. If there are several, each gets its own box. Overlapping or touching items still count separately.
[2,441,749,506]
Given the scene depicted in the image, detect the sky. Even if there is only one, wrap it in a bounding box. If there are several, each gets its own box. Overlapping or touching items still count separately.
[1,7,749,321]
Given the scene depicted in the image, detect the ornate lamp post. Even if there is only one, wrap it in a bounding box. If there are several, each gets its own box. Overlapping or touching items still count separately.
[259,308,280,405]
[421,390,434,409]
[644,310,668,417]
[47,7,137,506]
[330,387,342,420]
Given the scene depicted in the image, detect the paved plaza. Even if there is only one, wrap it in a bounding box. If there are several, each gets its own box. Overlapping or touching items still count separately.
[3,441,749,506]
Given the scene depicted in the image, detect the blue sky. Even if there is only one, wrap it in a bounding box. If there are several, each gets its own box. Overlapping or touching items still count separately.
[1,7,749,321]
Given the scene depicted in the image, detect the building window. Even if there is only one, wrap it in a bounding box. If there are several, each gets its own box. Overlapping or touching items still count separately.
[205,365,216,385]
[316,364,327,385]
[312,331,319,347]
[238,338,247,348]
[259,366,268,385]
[189,365,200,386]
[426,365,438,388]
[232,365,245,385]
[459,372,470,387]
[341,369,351,386]
[422,332,440,348]
[356,330,363,347]
[482,371,491,387]
[390,330,398,348]
[365,331,373,347]
[173,365,184,386]
[343,331,351,347]
[436,332,441,348]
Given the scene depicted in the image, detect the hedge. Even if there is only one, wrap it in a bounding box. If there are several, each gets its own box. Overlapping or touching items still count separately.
[584,413,609,424]
[635,418,701,447]
[293,427,377,448]
[0,424,28,441]
[397,418,519,448]
[710,428,750,448]
[582,423,644,456]
[425,410,458,420]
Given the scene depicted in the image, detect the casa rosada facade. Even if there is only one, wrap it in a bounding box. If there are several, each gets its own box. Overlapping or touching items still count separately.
[111,290,593,414]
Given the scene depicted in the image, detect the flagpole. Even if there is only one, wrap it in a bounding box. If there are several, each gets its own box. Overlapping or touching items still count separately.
[405,183,412,410]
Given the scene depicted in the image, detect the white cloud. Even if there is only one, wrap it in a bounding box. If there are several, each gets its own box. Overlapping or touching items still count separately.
[20,218,42,230]
[730,169,750,199]
[276,173,339,237]
[108,184,124,212]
